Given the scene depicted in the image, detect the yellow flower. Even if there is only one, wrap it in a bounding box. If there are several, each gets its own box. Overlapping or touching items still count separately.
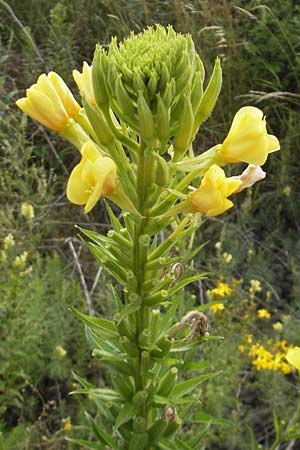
[210,303,225,313]
[257,309,271,319]
[67,141,117,213]
[3,233,15,249]
[273,322,283,332]
[286,346,300,372]
[16,72,80,131]
[221,106,280,165]
[14,251,28,266]
[63,417,72,432]
[222,252,232,264]
[211,282,232,297]
[20,202,34,220]
[239,344,246,354]
[189,164,242,217]
[73,62,96,106]
[56,345,67,357]
[245,334,253,344]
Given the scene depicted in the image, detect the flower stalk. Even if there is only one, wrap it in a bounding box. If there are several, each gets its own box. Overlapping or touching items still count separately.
[16,24,280,449]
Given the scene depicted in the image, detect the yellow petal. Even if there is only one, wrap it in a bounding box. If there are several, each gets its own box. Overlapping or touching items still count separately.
[286,347,300,372]
[66,164,90,205]
[26,88,68,130]
[81,140,102,161]
[48,71,80,117]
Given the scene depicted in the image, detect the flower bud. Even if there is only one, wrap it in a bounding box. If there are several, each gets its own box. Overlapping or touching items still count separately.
[193,57,222,133]
[92,45,109,108]
[137,91,154,142]
[154,155,170,187]
[73,61,96,106]
[157,367,178,396]
[173,95,194,160]
[156,94,170,146]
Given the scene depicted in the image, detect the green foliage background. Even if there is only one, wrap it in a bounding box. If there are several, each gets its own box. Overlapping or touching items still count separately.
[0,0,299,448]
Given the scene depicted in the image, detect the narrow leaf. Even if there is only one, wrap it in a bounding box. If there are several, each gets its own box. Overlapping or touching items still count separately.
[171,372,222,398]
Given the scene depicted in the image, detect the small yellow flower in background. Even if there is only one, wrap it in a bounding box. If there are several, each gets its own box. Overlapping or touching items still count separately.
[211,281,232,297]
[210,303,225,313]
[221,106,280,166]
[283,186,291,197]
[16,72,80,131]
[215,241,222,250]
[14,251,28,266]
[245,334,253,344]
[20,202,35,220]
[257,309,271,319]
[273,322,283,332]
[249,279,262,298]
[3,233,15,249]
[189,164,242,217]
[286,346,300,372]
[63,417,72,432]
[222,252,232,264]
[67,141,117,213]
[239,344,246,354]
[56,345,67,357]
[73,62,96,106]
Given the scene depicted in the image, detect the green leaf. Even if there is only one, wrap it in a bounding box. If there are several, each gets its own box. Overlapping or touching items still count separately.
[71,388,122,402]
[70,307,119,340]
[193,411,232,426]
[66,437,105,450]
[183,361,210,372]
[273,409,281,439]
[103,199,122,231]
[247,426,259,450]
[187,424,210,446]
[85,412,117,448]
[171,371,222,398]
[168,273,208,296]
[72,371,95,389]
[114,402,136,430]
[85,326,119,353]
[128,432,148,450]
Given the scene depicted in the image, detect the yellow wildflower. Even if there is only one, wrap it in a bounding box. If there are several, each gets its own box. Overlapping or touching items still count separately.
[273,322,283,332]
[221,106,280,166]
[214,241,222,250]
[56,345,67,357]
[67,141,117,213]
[3,233,15,249]
[250,279,262,294]
[63,417,72,432]
[14,251,28,266]
[286,346,300,372]
[73,62,96,106]
[222,252,232,264]
[16,72,80,131]
[257,309,271,319]
[245,334,253,344]
[210,303,225,313]
[239,345,246,354]
[20,202,35,220]
[189,164,242,217]
[211,282,232,297]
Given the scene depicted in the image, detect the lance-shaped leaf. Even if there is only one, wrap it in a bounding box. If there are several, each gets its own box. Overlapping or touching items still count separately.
[170,371,222,399]
[70,307,119,340]
[66,437,105,450]
[114,402,137,430]
[85,412,117,448]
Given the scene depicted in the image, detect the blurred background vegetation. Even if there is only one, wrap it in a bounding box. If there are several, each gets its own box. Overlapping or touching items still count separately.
[0,0,299,448]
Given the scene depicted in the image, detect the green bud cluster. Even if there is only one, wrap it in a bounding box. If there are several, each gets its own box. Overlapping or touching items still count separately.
[92,25,222,154]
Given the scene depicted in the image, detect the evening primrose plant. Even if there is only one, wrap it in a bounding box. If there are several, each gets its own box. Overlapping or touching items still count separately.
[16,25,280,449]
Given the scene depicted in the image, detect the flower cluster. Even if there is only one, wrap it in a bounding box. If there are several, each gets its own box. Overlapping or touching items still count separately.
[207,281,232,313]
[240,337,299,375]
[16,25,280,218]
